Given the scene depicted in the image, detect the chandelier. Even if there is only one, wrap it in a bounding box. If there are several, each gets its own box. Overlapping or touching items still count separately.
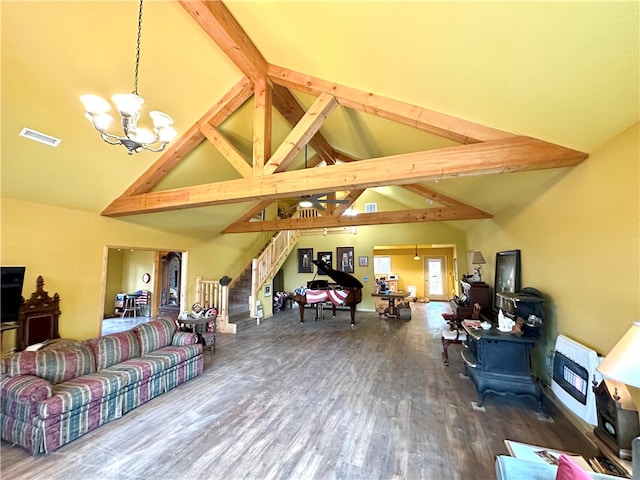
[80,0,176,155]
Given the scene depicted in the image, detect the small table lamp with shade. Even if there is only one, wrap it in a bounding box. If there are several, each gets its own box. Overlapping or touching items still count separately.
[596,321,640,479]
[470,251,486,282]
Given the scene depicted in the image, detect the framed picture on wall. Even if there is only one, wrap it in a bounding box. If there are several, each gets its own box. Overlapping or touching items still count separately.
[494,249,521,312]
[358,256,368,267]
[336,246,354,273]
[297,248,314,273]
[317,251,332,275]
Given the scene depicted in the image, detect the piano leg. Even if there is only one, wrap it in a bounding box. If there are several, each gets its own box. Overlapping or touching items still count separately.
[294,294,306,323]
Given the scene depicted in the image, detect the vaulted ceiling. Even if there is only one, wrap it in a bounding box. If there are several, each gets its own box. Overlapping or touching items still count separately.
[2,1,638,238]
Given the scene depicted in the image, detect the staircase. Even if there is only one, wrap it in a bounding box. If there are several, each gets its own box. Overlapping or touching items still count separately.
[227,265,254,332]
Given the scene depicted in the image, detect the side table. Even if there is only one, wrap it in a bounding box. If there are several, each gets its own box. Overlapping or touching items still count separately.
[177,316,216,355]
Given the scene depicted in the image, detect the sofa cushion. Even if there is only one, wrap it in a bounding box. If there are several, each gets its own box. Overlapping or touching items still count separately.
[3,351,38,377]
[556,454,592,480]
[172,331,199,346]
[88,330,140,371]
[37,371,128,419]
[143,344,202,370]
[134,318,177,355]
[0,375,52,403]
[3,343,96,385]
[102,356,167,385]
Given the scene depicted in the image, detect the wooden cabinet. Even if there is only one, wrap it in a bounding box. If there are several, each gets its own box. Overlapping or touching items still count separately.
[450,280,491,319]
[461,322,542,411]
[159,252,181,320]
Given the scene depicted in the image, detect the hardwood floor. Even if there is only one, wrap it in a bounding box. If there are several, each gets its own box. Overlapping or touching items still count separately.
[1,302,596,480]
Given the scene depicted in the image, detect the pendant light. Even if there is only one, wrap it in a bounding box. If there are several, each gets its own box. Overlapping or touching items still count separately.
[80,0,176,154]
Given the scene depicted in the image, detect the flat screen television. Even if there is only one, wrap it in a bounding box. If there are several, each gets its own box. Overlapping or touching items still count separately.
[1,266,26,323]
[493,250,521,314]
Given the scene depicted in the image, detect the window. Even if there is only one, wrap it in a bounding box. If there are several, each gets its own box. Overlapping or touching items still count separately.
[373,255,391,276]
[365,202,377,213]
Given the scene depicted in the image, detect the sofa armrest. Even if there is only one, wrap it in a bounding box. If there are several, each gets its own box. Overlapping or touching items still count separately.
[0,374,52,403]
[172,331,199,346]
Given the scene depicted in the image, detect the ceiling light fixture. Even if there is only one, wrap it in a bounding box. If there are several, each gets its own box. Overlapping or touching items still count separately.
[413,245,421,261]
[80,0,176,155]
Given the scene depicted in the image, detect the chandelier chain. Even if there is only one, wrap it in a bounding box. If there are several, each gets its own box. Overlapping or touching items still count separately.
[133,0,144,95]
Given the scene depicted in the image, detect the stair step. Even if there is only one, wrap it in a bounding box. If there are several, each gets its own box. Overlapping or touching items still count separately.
[229,314,258,332]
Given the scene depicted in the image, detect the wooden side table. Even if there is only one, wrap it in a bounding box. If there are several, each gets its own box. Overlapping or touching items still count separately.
[177,316,216,355]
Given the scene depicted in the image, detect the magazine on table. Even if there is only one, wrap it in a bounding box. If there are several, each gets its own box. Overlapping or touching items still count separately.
[504,440,593,471]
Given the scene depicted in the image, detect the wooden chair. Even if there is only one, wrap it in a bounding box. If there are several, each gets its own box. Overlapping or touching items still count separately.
[441,302,481,366]
[17,275,61,351]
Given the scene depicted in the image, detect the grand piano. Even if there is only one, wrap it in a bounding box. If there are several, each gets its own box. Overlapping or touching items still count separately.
[293,259,363,326]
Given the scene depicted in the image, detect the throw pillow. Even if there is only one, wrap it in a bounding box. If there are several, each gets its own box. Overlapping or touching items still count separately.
[556,454,591,480]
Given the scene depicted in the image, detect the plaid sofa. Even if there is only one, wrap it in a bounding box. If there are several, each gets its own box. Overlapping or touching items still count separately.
[0,318,203,455]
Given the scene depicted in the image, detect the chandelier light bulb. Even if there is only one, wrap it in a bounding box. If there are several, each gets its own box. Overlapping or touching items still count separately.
[112,93,144,117]
[149,111,174,129]
[92,113,113,131]
[80,94,111,115]
[158,126,177,143]
[132,128,155,144]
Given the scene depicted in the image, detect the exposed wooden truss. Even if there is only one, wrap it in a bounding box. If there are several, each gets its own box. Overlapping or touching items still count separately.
[102,0,588,233]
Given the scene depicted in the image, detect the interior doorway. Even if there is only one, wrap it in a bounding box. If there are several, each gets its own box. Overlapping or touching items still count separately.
[102,247,187,322]
[424,255,448,301]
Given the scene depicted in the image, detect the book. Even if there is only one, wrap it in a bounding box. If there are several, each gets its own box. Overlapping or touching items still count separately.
[504,440,593,472]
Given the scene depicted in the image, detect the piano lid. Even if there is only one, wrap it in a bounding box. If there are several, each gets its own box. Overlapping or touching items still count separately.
[312,259,363,288]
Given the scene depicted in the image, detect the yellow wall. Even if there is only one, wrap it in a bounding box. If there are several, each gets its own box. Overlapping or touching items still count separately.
[279,223,467,311]
[2,125,637,364]
[372,246,455,299]
[466,123,639,381]
[0,198,263,353]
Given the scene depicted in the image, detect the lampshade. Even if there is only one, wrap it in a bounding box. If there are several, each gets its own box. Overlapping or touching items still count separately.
[597,321,640,388]
[471,251,486,265]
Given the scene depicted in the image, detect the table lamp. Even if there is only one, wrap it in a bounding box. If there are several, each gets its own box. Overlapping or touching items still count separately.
[597,321,640,479]
[471,251,486,282]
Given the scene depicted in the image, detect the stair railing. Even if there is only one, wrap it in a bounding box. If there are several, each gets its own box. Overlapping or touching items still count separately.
[250,229,299,317]
[194,276,234,333]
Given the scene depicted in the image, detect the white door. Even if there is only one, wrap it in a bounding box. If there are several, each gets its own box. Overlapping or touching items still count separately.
[424,256,447,301]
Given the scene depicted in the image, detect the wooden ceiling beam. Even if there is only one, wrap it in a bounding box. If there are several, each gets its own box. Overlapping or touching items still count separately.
[222,206,492,233]
[268,65,516,144]
[264,93,338,174]
[178,0,268,83]
[253,78,272,175]
[116,77,254,198]
[272,84,337,166]
[200,124,252,178]
[101,136,587,217]
[401,184,471,209]
[332,189,365,216]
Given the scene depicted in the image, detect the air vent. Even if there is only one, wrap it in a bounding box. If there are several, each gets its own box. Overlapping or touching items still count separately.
[364,202,377,213]
[19,127,61,147]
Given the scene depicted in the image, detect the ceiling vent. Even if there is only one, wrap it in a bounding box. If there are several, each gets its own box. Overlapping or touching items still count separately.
[19,127,61,147]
